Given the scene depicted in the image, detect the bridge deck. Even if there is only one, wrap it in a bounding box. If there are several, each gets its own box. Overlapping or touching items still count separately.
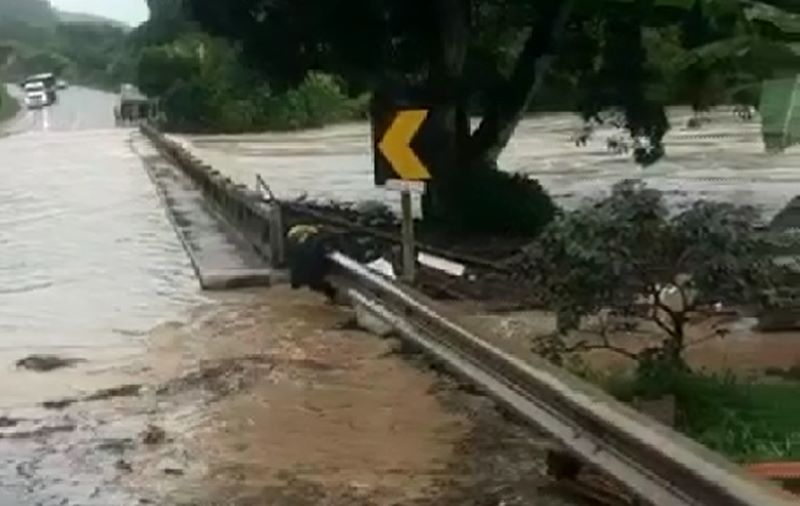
[132,133,275,290]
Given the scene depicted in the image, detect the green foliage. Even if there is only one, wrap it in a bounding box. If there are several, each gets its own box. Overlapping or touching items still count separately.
[136,33,368,133]
[0,0,56,27]
[137,44,201,97]
[0,84,20,123]
[609,368,800,462]
[529,180,775,364]
[0,8,131,90]
[259,73,369,130]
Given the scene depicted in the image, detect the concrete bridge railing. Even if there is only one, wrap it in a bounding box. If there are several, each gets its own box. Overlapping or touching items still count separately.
[140,123,286,268]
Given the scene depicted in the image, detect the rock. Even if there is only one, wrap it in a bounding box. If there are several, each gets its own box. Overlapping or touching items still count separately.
[163,467,184,476]
[142,424,166,446]
[0,417,19,428]
[16,355,85,372]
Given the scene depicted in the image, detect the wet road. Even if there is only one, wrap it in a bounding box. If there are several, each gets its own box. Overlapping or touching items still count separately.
[0,87,205,405]
[180,108,800,222]
[0,89,572,505]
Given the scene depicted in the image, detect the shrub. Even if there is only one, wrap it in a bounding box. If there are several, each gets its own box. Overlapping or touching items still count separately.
[260,72,367,130]
[529,180,776,368]
[443,169,558,237]
[608,368,800,462]
[0,85,20,122]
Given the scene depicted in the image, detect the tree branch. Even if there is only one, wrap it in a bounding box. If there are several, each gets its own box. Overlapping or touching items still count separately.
[563,340,639,361]
[468,0,574,166]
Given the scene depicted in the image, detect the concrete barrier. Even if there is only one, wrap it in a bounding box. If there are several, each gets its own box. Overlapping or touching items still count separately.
[140,124,286,269]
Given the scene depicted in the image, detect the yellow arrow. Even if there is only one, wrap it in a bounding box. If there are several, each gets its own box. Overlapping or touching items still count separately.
[379,109,430,180]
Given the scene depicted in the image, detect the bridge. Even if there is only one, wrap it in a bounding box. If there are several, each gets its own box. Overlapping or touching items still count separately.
[1,86,798,505]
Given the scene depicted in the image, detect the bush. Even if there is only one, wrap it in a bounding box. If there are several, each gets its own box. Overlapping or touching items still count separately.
[607,367,800,462]
[442,169,558,237]
[0,85,20,122]
[529,181,775,368]
[161,78,222,132]
[260,72,368,130]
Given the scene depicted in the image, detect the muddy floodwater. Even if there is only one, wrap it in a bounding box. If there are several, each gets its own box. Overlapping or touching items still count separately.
[1,89,577,505]
[179,107,800,221]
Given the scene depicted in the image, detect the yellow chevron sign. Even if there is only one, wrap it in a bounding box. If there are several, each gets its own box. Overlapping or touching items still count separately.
[378,109,431,181]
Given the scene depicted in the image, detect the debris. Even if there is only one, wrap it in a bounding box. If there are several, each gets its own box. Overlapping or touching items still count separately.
[163,467,184,476]
[98,438,135,454]
[85,384,142,402]
[366,257,396,279]
[16,355,85,372]
[142,424,166,446]
[42,398,77,410]
[115,460,133,473]
[0,416,20,428]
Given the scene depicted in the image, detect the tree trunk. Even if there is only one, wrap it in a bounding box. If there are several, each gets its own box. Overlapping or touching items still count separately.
[422,0,471,220]
[468,1,574,168]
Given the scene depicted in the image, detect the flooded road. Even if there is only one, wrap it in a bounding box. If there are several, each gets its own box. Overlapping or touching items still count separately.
[0,88,205,406]
[180,108,800,221]
[0,89,575,505]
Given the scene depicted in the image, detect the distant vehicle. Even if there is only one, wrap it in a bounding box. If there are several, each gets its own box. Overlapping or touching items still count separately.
[56,79,69,90]
[23,82,49,109]
[23,73,58,105]
[115,84,160,126]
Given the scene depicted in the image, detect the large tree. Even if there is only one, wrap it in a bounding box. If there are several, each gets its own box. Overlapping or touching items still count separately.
[183,0,799,220]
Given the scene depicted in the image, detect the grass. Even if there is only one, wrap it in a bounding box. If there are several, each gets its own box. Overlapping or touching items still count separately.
[597,367,800,463]
[0,84,20,124]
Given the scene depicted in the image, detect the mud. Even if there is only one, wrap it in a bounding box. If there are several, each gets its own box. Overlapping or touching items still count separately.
[459,305,800,376]
[0,287,578,506]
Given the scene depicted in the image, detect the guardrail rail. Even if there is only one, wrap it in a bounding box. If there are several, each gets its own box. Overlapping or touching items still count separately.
[139,123,798,506]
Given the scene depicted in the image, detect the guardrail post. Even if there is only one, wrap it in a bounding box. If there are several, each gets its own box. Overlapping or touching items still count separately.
[269,203,286,268]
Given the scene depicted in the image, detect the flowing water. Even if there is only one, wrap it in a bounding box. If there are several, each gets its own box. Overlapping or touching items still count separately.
[180,107,800,222]
[0,88,571,505]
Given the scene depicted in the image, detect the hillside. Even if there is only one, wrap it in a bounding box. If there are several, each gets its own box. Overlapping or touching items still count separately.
[0,0,134,89]
[57,10,129,29]
[0,0,56,27]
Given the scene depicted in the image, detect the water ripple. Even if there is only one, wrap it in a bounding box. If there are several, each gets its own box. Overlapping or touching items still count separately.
[0,115,207,349]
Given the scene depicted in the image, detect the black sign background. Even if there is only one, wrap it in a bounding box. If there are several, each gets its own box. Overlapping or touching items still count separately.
[371,90,443,187]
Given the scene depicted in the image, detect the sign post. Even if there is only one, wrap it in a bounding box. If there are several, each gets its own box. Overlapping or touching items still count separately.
[400,188,416,283]
[372,99,433,284]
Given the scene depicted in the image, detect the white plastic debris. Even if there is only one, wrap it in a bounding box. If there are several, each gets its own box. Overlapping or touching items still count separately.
[366,258,396,280]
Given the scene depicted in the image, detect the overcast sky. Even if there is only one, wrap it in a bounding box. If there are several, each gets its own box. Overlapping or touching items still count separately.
[50,0,149,26]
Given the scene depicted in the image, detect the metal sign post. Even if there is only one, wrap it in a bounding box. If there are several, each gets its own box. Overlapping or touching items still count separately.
[400,189,415,283]
[372,96,433,284]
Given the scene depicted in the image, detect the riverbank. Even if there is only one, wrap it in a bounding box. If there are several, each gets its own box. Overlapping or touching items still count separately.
[0,85,20,124]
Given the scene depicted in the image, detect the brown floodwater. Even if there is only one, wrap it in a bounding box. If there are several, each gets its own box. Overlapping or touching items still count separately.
[0,88,574,505]
[179,107,800,222]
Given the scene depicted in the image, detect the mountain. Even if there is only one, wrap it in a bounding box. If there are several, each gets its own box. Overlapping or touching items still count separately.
[56,10,130,29]
[0,0,57,27]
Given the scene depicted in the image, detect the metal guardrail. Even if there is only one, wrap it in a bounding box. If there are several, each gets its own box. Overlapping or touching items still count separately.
[139,124,796,503]
[329,251,797,506]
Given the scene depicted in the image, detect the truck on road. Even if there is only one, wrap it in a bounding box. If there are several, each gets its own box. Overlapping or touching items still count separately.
[22,73,57,108]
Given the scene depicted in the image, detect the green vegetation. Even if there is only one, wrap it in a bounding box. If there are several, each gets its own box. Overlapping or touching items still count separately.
[526,181,800,462]
[601,368,800,462]
[530,180,777,367]
[179,0,799,226]
[0,0,132,89]
[0,84,19,123]
[135,33,368,133]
